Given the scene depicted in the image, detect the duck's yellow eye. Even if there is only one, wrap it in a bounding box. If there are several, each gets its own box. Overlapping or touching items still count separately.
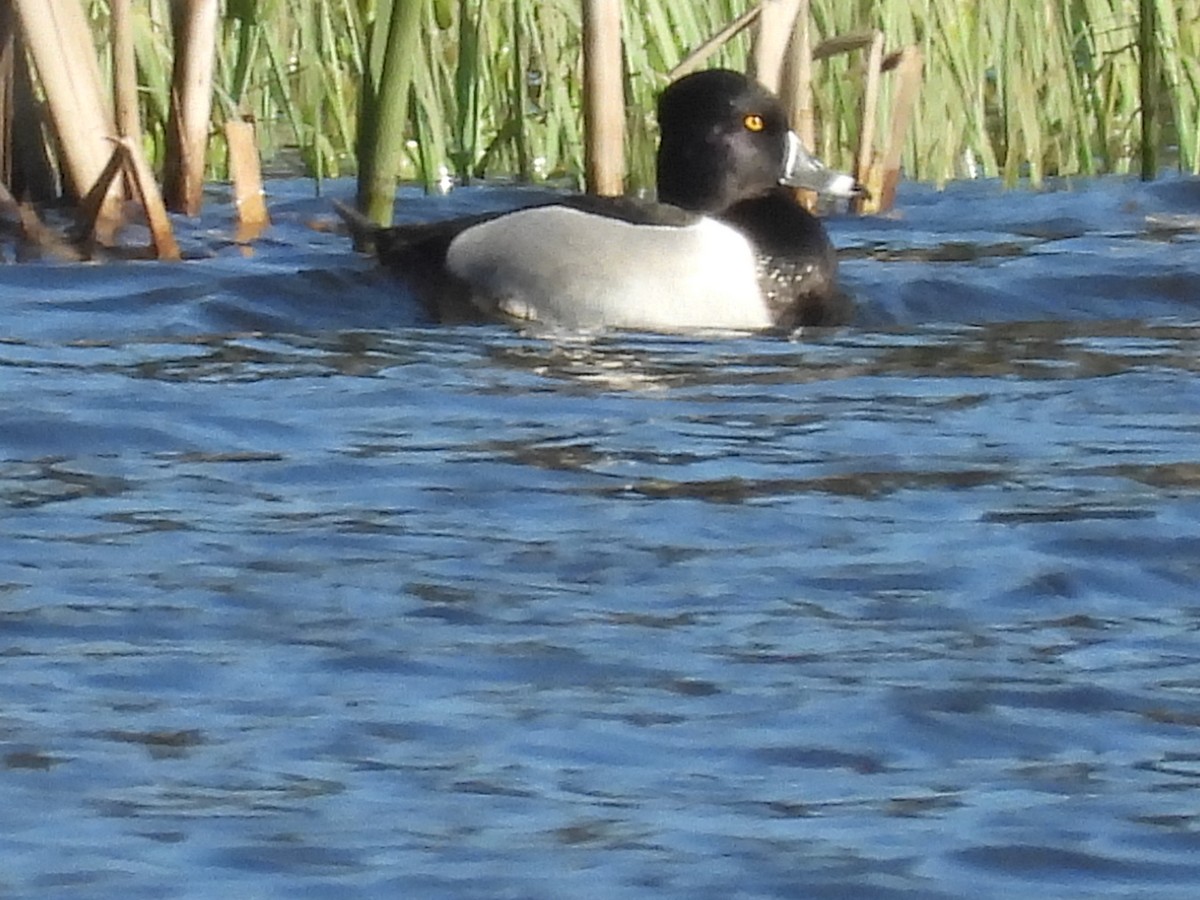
[743,113,766,132]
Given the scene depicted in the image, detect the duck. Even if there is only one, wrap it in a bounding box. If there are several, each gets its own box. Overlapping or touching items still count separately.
[340,68,862,332]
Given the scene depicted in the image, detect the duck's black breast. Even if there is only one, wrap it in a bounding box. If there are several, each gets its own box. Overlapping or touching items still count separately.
[718,190,851,328]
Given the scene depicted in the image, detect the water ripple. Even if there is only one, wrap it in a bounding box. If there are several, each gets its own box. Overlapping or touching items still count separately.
[1,177,1199,898]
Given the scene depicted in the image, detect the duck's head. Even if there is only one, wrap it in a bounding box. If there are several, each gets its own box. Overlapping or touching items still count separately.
[655,69,862,214]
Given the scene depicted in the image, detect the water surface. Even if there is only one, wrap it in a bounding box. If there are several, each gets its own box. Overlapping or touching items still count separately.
[2,176,1200,898]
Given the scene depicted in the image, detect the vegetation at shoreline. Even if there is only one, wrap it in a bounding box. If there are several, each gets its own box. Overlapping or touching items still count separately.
[85,0,1199,191]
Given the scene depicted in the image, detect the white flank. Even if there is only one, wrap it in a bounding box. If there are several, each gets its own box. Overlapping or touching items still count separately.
[445,206,770,332]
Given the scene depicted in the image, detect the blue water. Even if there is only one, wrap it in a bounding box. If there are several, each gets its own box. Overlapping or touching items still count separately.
[2,177,1200,898]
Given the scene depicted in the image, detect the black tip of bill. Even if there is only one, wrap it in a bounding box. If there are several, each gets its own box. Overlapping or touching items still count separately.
[781,131,869,200]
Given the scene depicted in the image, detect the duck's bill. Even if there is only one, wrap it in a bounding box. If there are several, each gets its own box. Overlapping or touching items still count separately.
[781,132,867,200]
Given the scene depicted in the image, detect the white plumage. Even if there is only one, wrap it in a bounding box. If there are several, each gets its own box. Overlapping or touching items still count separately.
[446,206,771,331]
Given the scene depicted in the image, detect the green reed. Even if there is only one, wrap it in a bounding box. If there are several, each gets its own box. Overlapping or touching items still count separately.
[81,0,1199,190]
[810,0,1198,185]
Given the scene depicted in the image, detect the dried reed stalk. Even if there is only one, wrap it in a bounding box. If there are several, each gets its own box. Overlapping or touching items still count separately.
[583,0,628,196]
[752,0,802,93]
[583,0,625,196]
[225,119,270,241]
[107,0,179,258]
[110,0,140,141]
[852,30,884,213]
[164,0,219,215]
[669,5,761,81]
[787,0,815,152]
[877,46,922,211]
[1138,0,1157,180]
[11,0,122,233]
[121,137,182,260]
[0,5,13,190]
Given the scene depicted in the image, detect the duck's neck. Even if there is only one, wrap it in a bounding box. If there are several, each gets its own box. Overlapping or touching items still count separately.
[717,190,832,256]
[719,191,847,329]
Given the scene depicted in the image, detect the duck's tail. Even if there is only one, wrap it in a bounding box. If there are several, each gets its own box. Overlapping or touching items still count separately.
[332,199,383,254]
